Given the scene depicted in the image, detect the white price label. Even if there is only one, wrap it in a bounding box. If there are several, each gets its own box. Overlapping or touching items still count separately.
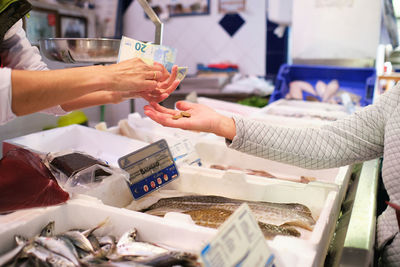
[201,203,276,267]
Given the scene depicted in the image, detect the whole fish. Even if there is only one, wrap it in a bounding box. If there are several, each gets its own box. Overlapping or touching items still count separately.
[25,244,75,267]
[116,229,167,257]
[134,251,198,267]
[34,236,80,266]
[59,231,94,253]
[182,208,300,239]
[144,195,316,231]
[0,236,28,266]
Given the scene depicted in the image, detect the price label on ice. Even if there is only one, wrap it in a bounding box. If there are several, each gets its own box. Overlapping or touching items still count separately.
[118,139,179,199]
[201,203,277,267]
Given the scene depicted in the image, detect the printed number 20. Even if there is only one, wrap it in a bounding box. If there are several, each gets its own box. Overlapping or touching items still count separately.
[135,43,146,52]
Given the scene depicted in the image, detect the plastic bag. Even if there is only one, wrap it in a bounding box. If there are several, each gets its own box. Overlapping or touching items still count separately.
[44,151,129,194]
[0,148,69,213]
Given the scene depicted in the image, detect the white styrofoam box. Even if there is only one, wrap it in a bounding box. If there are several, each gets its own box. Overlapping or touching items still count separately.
[2,124,148,167]
[197,96,261,117]
[249,99,356,128]
[162,165,340,267]
[0,196,216,257]
[191,141,352,202]
[2,125,149,208]
[266,99,360,113]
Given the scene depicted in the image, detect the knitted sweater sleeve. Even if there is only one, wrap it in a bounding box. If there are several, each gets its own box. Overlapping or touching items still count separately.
[228,85,400,169]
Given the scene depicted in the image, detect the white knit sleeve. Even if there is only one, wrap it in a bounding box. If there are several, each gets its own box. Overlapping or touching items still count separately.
[228,84,400,169]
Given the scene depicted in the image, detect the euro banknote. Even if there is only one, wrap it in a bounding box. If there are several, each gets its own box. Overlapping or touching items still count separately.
[118,36,187,80]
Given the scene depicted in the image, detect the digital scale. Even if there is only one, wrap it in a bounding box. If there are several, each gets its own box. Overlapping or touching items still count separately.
[118,139,179,199]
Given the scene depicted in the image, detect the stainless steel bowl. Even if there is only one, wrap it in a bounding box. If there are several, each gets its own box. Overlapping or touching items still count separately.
[39,38,120,64]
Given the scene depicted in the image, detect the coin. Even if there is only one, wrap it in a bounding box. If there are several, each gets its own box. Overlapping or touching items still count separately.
[180,111,191,118]
[172,114,182,120]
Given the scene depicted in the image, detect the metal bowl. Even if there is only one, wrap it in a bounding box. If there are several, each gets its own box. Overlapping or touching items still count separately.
[39,38,120,64]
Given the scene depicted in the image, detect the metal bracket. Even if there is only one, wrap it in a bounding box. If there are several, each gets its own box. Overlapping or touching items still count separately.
[137,0,164,45]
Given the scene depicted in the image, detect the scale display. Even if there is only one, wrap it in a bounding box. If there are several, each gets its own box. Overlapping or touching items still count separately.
[118,139,179,199]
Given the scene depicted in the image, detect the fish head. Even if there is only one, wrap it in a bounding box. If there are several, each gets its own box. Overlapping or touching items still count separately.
[40,221,55,237]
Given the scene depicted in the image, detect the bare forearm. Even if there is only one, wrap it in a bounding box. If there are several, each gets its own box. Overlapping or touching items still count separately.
[11,65,109,115]
[61,91,121,112]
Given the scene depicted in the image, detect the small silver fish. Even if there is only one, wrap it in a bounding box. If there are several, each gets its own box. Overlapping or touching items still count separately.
[34,236,79,266]
[0,236,27,266]
[134,251,198,267]
[59,231,94,253]
[40,221,55,237]
[25,244,75,267]
[116,229,167,257]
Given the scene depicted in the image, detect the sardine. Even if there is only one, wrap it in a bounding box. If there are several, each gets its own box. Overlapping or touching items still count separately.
[0,237,27,266]
[116,230,167,257]
[144,195,316,231]
[34,236,79,266]
[59,231,94,253]
[40,221,55,237]
[25,244,75,267]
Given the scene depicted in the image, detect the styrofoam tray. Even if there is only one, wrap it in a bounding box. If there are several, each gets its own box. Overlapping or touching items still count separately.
[0,196,216,256]
[157,168,340,267]
[2,125,150,208]
[2,124,148,167]
[188,141,352,203]
[249,99,362,128]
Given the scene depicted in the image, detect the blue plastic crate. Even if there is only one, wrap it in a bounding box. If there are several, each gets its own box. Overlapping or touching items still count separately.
[270,64,376,106]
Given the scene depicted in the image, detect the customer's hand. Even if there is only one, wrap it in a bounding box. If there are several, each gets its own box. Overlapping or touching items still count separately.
[143,101,236,139]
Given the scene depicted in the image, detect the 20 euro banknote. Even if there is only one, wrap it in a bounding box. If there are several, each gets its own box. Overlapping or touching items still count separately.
[118,36,187,80]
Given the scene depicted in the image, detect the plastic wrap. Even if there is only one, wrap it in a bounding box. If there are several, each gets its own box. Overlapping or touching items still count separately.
[44,151,129,194]
[0,148,69,213]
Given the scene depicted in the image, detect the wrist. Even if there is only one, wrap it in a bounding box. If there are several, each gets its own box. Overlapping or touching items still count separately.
[214,115,236,140]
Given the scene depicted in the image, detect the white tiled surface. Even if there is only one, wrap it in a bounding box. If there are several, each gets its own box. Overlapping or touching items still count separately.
[123,0,266,76]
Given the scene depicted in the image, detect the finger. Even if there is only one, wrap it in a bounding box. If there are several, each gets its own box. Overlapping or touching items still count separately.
[144,109,186,128]
[136,80,158,91]
[175,101,196,111]
[143,93,169,103]
[161,80,180,95]
[149,102,178,115]
[144,71,163,81]
[140,91,165,103]
[159,65,178,88]
[153,62,170,82]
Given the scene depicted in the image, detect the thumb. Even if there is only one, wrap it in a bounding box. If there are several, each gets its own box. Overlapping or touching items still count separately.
[176,101,195,111]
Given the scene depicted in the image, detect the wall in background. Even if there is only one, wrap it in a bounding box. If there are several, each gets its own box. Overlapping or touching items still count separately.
[123,0,266,76]
[292,0,381,61]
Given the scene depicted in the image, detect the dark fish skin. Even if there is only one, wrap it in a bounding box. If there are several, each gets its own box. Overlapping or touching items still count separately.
[143,195,316,231]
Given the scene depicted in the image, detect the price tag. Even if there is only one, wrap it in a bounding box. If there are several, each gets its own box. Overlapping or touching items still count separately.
[168,138,202,167]
[118,139,179,199]
[201,203,277,267]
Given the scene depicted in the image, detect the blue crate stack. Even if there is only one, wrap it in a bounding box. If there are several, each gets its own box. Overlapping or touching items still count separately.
[270,64,376,106]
